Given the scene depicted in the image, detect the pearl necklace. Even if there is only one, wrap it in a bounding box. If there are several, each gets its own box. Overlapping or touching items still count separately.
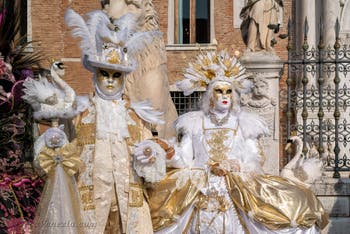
[208,111,230,126]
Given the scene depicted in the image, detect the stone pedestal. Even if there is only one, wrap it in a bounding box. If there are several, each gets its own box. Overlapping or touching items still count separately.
[240,51,284,175]
[311,178,350,234]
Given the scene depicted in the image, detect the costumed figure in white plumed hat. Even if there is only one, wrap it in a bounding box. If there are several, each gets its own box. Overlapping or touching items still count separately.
[62,7,165,233]
[102,0,178,139]
[133,50,328,233]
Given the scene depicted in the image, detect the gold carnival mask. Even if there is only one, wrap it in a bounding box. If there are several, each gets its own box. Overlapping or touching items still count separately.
[96,68,124,97]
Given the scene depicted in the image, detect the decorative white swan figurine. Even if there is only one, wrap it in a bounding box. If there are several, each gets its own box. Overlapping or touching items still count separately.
[22,60,88,120]
[281,135,324,187]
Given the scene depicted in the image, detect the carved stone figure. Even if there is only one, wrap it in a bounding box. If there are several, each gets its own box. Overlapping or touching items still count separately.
[240,0,284,52]
[241,76,276,108]
[102,0,178,139]
[241,76,277,139]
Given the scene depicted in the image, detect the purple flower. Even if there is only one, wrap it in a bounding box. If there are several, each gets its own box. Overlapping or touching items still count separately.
[20,69,34,80]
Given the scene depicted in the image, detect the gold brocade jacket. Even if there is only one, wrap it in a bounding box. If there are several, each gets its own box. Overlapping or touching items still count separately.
[74,97,153,234]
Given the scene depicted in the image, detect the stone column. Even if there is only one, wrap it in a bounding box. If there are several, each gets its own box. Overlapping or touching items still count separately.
[323,0,341,48]
[296,0,317,50]
[240,52,284,175]
[295,0,319,87]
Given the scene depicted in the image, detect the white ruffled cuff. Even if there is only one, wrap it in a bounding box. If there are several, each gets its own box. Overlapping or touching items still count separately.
[133,140,167,183]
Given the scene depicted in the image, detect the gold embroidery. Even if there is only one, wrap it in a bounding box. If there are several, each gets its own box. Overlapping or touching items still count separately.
[76,123,96,146]
[205,129,231,162]
[128,183,143,207]
[195,192,231,212]
[79,185,95,210]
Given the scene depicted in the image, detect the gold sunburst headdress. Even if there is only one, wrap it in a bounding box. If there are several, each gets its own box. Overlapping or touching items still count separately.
[176,50,250,95]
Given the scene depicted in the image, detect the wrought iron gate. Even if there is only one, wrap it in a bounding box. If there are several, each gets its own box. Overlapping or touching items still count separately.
[284,18,350,178]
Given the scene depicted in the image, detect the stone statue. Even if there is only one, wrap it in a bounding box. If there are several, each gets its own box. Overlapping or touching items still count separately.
[102,0,178,139]
[132,50,328,233]
[240,0,284,52]
[241,75,277,141]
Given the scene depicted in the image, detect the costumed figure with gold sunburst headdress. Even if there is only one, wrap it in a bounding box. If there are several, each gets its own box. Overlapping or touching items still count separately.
[133,50,328,233]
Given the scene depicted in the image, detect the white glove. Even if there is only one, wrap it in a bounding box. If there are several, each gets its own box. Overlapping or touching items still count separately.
[133,140,158,164]
[133,140,166,183]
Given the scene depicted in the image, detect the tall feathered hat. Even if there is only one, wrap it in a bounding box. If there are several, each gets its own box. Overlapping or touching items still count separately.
[177,50,251,95]
[64,9,137,73]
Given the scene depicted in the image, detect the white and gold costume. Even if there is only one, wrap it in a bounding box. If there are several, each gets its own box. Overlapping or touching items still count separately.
[63,8,163,233]
[75,95,154,233]
[147,110,327,233]
[134,50,328,234]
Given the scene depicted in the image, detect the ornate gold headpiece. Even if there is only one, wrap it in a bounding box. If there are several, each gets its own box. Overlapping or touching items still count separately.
[177,50,250,95]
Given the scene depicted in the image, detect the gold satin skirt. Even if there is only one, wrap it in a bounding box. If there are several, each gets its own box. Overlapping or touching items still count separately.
[146,169,328,232]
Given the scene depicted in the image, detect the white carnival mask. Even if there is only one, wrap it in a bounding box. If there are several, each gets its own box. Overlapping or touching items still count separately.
[211,81,233,112]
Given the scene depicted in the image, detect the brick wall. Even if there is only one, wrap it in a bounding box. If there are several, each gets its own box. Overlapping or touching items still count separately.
[31,0,293,91]
[31,0,100,95]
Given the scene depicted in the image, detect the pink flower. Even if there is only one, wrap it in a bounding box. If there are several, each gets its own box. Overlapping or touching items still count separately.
[5,218,24,233]
[0,59,15,82]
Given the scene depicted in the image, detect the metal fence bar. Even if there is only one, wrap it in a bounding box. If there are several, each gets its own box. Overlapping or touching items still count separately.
[301,17,309,156]
[286,18,293,161]
[285,17,350,176]
[333,19,341,178]
[317,17,325,158]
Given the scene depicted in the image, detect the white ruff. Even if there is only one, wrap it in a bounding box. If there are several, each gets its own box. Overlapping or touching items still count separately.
[94,96,129,140]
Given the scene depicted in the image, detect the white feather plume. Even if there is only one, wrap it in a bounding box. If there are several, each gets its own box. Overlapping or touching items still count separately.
[176,79,197,96]
[87,10,116,55]
[130,101,164,125]
[64,8,95,55]
[238,111,270,139]
[111,13,140,37]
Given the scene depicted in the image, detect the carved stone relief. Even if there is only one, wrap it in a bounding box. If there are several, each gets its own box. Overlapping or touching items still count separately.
[241,75,277,139]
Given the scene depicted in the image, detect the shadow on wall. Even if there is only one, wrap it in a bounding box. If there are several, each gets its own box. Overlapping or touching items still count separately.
[324,178,350,234]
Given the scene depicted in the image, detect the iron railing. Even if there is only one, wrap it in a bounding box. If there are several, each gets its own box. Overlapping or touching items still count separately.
[283,17,350,178]
[170,91,202,115]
